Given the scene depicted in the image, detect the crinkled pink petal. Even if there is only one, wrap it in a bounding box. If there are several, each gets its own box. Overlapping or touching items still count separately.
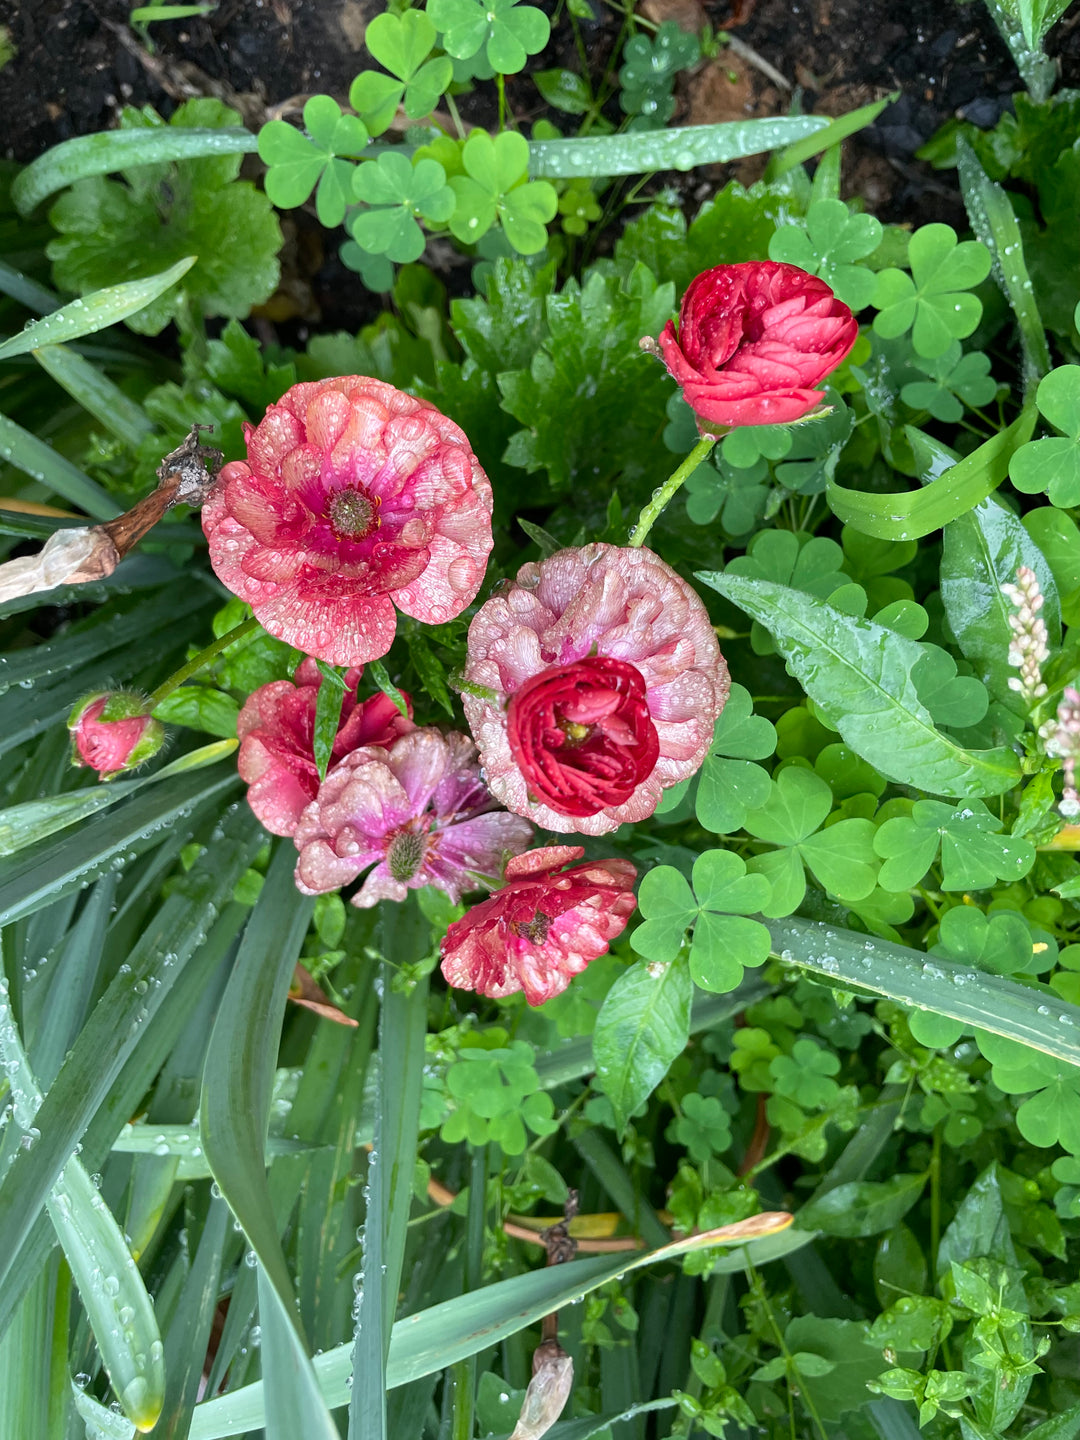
[440,851,637,1005]
[293,727,532,907]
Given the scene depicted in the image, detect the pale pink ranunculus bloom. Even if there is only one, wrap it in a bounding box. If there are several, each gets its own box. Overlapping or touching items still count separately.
[293,727,533,907]
[461,543,730,835]
[440,845,637,1006]
[238,658,414,837]
[202,377,494,666]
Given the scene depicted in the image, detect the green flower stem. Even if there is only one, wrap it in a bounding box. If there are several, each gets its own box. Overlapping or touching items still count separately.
[148,615,260,708]
[629,435,716,549]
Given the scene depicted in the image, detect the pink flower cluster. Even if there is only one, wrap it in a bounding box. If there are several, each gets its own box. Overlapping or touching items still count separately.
[215,376,734,1005]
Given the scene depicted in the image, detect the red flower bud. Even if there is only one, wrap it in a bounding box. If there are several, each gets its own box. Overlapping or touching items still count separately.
[68,692,164,779]
[657,261,858,430]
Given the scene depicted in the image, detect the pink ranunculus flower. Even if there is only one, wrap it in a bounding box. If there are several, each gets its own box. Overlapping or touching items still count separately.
[293,727,533,907]
[440,845,637,1006]
[68,691,164,779]
[238,658,414,837]
[202,377,494,666]
[657,261,858,430]
[461,543,730,835]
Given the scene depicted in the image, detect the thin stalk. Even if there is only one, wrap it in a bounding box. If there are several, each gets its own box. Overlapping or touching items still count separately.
[450,1145,487,1440]
[148,615,259,708]
[629,435,716,548]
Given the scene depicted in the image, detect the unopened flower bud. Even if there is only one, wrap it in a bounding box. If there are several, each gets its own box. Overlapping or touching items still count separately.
[68,692,164,779]
[509,1341,574,1440]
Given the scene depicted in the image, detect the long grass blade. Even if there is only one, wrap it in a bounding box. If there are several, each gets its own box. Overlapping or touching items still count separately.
[0,983,165,1431]
[768,916,1080,1067]
[0,411,121,518]
[0,259,196,360]
[33,344,156,450]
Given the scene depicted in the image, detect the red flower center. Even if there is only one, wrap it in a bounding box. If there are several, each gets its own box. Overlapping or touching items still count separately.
[328,485,380,540]
[506,656,659,818]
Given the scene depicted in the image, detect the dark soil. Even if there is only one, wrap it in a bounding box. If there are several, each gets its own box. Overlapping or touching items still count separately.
[1,0,1078,321]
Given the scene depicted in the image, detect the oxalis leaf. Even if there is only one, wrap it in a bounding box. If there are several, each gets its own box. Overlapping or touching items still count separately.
[698,574,1022,798]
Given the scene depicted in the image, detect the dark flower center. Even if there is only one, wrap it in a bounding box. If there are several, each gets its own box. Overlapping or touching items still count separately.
[329,486,379,540]
[387,828,426,882]
[509,912,551,945]
[507,656,659,818]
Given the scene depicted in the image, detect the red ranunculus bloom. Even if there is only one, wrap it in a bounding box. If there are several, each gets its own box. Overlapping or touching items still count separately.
[440,845,637,1005]
[202,377,494,666]
[657,262,858,430]
[237,658,414,837]
[68,691,164,779]
[462,544,729,835]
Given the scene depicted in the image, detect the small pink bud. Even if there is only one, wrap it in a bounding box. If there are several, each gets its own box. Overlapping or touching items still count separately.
[68,692,164,779]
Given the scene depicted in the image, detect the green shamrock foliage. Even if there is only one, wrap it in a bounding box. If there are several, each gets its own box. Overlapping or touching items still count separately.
[558,177,602,236]
[911,645,989,729]
[631,850,772,994]
[872,223,992,358]
[349,154,455,263]
[447,130,557,255]
[668,1092,733,1162]
[742,767,879,914]
[428,0,550,75]
[348,11,453,136]
[724,530,860,654]
[900,341,998,422]
[1009,365,1080,508]
[258,96,369,227]
[769,1038,842,1109]
[695,683,777,835]
[975,1031,1080,1153]
[440,1040,558,1154]
[618,22,701,127]
[769,199,883,310]
[874,798,1036,892]
[47,98,281,336]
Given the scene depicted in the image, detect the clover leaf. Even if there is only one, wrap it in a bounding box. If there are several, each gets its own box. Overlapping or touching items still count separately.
[348,11,453,136]
[558,177,602,237]
[872,223,992,358]
[447,130,557,255]
[900,340,998,422]
[934,904,1054,977]
[772,392,854,495]
[874,798,1036,893]
[769,199,883,310]
[1009,364,1080,508]
[618,22,701,127]
[696,683,777,835]
[720,422,794,468]
[725,530,862,655]
[911,645,989,729]
[770,1037,842,1111]
[684,454,771,534]
[669,1092,733,1163]
[631,850,772,994]
[975,1031,1080,1153]
[349,153,455,263]
[259,96,369,227]
[428,0,550,75]
[441,1041,557,1154]
[743,767,879,913]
